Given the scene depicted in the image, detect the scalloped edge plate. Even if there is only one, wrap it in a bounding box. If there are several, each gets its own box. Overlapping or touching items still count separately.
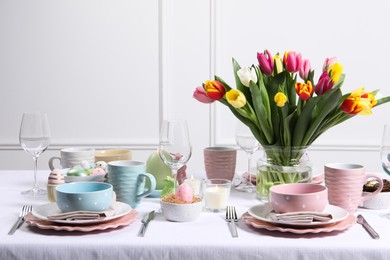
[26,210,139,232]
[32,201,132,224]
[243,213,356,234]
[248,204,349,227]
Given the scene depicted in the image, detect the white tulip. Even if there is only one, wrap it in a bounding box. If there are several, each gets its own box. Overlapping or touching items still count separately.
[237,67,257,87]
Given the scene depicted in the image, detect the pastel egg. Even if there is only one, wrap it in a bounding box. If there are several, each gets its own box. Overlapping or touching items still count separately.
[90,168,106,176]
[67,166,88,176]
[47,169,65,185]
[81,160,93,170]
[175,183,193,203]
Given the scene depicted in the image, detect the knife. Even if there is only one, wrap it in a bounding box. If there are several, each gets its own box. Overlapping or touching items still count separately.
[357,214,380,240]
[138,210,155,237]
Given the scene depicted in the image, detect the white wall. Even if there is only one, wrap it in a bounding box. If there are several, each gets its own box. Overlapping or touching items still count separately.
[0,0,389,177]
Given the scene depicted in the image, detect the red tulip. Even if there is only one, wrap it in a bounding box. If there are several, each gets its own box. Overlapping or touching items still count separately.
[295,81,313,101]
[341,88,378,115]
[203,80,226,100]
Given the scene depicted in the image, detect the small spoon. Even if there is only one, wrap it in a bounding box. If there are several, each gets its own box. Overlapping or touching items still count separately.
[357,214,380,239]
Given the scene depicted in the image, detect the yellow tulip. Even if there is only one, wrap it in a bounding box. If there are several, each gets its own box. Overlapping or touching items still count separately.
[273,55,283,75]
[328,62,343,84]
[226,89,246,108]
[274,92,287,107]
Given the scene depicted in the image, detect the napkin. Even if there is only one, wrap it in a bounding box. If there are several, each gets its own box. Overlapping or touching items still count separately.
[47,206,116,221]
[268,211,333,224]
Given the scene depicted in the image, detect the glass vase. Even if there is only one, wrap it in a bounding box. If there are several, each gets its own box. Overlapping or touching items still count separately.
[256,146,312,201]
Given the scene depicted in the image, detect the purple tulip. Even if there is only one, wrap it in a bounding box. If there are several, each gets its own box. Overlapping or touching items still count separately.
[257,50,274,75]
[315,71,334,95]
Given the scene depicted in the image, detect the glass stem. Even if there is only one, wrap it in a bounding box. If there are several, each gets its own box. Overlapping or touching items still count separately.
[246,152,253,184]
[32,156,38,194]
[172,169,178,192]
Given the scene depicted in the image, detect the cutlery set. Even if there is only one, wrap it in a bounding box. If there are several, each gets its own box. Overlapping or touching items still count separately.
[7,205,381,240]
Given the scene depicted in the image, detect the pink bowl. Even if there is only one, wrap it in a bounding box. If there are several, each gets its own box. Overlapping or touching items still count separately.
[269,183,328,213]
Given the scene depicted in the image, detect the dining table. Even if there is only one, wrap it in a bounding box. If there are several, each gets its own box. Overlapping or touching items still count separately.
[1,170,390,260]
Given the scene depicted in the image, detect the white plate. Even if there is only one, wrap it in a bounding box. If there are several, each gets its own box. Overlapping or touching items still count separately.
[32,201,132,224]
[248,204,349,227]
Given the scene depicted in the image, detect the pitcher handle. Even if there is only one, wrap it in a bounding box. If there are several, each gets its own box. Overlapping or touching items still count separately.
[136,173,157,199]
[361,173,384,203]
[48,157,61,170]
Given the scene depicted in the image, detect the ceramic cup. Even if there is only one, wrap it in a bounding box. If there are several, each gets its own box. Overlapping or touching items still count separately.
[48,147,95,170]
[204,147,237,181]
[324,163,384,213]
[107,160,156,208]
[95,149,132,163]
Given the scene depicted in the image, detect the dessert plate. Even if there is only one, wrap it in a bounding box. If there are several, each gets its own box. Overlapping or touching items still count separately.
[248,204,349,227]
[32,201,132,224]
[26,210,139,232]
[243,213,356,234]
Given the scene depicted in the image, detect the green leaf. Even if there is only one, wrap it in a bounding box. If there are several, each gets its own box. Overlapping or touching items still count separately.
[301,88,342,146]
[249,80,274,144]
[292,96,319,147]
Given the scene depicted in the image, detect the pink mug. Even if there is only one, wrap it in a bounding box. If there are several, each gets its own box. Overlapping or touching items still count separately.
[324,163,383,213]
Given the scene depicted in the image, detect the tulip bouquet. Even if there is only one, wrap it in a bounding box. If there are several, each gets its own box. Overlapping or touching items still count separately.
[193,49,390,197]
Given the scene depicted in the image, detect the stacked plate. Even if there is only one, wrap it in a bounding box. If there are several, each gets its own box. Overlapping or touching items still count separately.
[244,203,355,234]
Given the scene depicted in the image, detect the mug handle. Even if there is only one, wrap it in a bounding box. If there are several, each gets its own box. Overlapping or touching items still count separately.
[361,173,384,203]
[48,157,61,170]
[136,173,157,199]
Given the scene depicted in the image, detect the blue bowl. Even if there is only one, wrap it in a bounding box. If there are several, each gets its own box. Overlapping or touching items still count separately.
[56,182,113,212]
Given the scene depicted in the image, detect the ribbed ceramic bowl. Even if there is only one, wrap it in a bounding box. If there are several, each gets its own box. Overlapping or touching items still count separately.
[160,200,203,222]
[56,182,113,212]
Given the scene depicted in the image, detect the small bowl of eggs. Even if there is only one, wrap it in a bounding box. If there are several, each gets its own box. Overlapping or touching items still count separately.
[64,160,107,183]
[160,183,203,222]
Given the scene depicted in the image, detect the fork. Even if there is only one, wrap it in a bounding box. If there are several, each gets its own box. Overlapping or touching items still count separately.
[225,206,238,238]
[8,205,32,235]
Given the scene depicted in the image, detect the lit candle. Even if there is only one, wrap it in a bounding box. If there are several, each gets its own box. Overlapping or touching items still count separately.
[183,175,201,196]
[204,185,229,211]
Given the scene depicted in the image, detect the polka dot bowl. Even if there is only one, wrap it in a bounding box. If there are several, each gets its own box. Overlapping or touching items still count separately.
[269,183,328,213]
[56,182,113,212]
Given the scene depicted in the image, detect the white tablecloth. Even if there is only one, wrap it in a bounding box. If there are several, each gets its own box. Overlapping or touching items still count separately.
[1,170,390,260]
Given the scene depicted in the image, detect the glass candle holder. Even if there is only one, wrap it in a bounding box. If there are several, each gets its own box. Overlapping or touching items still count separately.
[203,179,231,212]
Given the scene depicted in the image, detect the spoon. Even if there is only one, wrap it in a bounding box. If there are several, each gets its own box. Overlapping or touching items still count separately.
[357,214,380,239]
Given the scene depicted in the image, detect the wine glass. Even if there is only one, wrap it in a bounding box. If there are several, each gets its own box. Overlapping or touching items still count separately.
[159,120,192,191]
[19,112,51,196]
[235,121,260,192]
[380,124,390,175]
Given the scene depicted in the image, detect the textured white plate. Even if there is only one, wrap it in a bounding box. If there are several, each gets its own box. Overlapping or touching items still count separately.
[248,203,349,227]
[32,201,132,224]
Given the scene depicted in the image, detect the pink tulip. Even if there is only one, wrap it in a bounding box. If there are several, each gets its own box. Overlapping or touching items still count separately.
[283,51,302,73]
[322,57,338,72]
[257,50,274,75]
[299,59,311,81]
[193,86,215,103]
[315,71,334,95]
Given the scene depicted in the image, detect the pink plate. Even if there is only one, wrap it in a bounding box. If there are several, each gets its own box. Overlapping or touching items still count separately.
[26,210,139,232]
[242,213,356,234]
